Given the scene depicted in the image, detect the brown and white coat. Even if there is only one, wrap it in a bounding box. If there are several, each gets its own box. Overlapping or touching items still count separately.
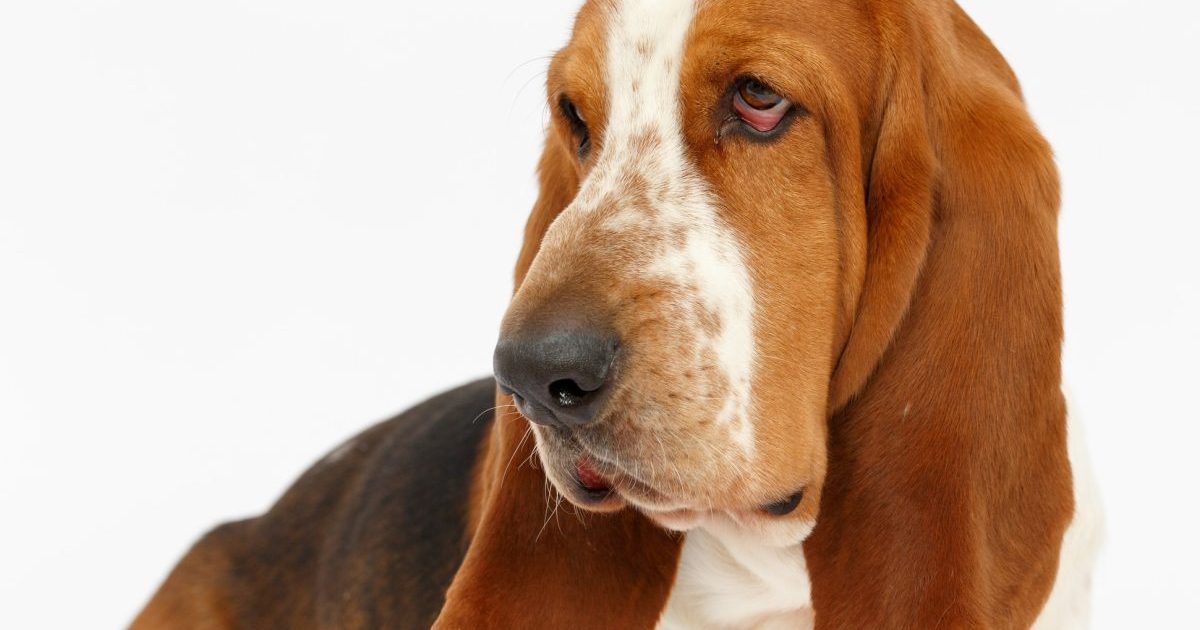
[132,1,1101,628]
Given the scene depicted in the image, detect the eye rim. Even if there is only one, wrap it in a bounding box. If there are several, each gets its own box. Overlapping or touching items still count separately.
[761,488,805,516]
[558,96,592,159]
[719,76,799,143]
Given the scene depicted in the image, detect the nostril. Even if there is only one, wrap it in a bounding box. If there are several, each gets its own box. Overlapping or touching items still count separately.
[494,325,617,427]
[548,378,593,408]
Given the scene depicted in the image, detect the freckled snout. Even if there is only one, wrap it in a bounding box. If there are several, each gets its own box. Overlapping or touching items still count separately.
[493,324,619,430]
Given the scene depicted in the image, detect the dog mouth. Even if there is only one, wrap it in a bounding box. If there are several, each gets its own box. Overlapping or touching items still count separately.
[559,439,704,518]
[574,456,613,497]
[547,437,810,538]
[559,446,665,513]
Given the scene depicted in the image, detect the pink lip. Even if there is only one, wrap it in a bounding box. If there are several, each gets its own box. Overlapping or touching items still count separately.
[575,456,612,493]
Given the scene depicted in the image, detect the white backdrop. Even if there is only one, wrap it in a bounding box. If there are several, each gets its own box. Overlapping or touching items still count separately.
[1,1,1197,628]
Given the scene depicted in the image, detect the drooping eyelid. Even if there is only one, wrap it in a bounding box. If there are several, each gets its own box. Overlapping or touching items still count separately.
[730,83,792,134]
[741,77,783,106]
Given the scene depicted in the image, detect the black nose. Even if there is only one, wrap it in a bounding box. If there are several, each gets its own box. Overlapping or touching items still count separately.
[493,327,618,429]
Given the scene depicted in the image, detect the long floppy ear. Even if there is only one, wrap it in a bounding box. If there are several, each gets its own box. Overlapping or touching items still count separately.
[807,2,1074,628]
[432,132,681,629]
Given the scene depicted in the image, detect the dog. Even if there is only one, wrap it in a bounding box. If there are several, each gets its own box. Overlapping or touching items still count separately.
[133,0,1101,627]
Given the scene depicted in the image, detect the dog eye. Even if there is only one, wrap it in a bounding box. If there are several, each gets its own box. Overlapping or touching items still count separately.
[560,97,591,159]
[761,489,804,516]
[732,78,791,133]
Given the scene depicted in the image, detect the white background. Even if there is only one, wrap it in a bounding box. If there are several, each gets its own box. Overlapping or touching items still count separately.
[1,1,1197,628]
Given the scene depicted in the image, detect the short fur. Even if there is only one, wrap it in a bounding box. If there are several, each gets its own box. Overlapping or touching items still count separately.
[134,1,1086,628]
[441,0,1077,628]
[131,380,495,629]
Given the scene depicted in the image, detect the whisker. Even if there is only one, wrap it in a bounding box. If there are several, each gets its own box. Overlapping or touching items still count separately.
[537,487,564,542]
[508,68,549,118]
[472,403,518,424]
[502,53,554,85]
[498,424,534,489]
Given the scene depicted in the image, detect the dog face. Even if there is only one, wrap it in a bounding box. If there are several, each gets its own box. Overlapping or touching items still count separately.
[495,0,877,544]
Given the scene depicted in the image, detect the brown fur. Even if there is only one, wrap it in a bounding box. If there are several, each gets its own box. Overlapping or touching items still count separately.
[437,0,1072,628]
[132,380,497,629]
[133,1,1072,627]
[434,121,683,630]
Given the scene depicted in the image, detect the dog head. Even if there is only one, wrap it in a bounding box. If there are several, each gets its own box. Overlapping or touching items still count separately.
[493,0,895,544]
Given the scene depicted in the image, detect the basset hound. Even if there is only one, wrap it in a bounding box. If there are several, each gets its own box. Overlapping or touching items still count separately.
[132,0,1102,628]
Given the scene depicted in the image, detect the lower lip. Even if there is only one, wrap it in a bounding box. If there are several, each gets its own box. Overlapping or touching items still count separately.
[572,454,674,508]
[574,457,615,499]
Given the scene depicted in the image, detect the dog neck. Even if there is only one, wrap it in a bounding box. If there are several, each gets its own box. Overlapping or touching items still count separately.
[657,521,814,630]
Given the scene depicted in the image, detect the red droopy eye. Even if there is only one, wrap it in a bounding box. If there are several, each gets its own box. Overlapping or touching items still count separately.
[732,78,791,133]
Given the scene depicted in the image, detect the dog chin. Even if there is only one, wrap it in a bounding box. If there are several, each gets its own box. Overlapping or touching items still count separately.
[639,507,705,532]
[650,507,816,548]
[543,456,815,547]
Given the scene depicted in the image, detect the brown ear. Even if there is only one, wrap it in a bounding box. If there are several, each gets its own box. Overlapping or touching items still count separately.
[808,2,1073,628]
[432,133,681,629]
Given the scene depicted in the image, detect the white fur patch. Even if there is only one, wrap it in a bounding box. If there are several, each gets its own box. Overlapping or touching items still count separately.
[1031,405,1104,629]
[657,406,1100,629]
[545,0,758,454]
[657,518,815,630]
